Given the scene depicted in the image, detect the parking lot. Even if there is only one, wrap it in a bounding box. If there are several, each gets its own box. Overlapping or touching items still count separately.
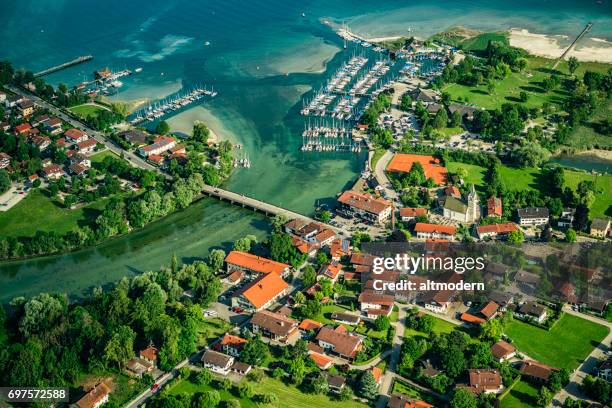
[0,183,29,211]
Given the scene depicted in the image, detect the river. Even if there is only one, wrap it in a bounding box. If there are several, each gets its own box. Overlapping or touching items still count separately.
[0,0,610,300]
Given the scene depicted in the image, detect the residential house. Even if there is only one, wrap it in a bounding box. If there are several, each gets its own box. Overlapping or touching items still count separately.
[14,123,32,136]
[316,325,363,361]
[70,153,92,168]
[359,290,394,318]
[69,163,88,176]
[330,312,361,325]
[490,341,516,362]
[597,357,612,382]
[230,361,252,376]
[45,118,63,135]
[518,207,550,226]
[442,185,480,223]
[77,139,97,154]
[42,163,63,180]
[76,383,111,408]
[411,88,439,104]
[219,334,247,357]
[31,114,50,127]
[330,238,351,261]
[478,301,500,320]
[426,102,443,114]
[232,271,288,312]
[126,357,154,378]
[30,135,51,151]
[387,394,433,408]
[520,360,557,383]
[517,302,547,323]
[459,369,504,395]
[310,352,334,370]
[5,94,22,108]
[225,251,291,277]
[291,235,318,257]
[201,350,234,375]
[414,223,456,241]
[399,207,427,222]
[423,289,455,313]
[318,261,343,283]
[17,99,35,117]
[590,218,610,239]
[514,270,541,292]
[484,262,509,282]
[337,190,392,225]
[327,374,347,394]
[139,136,177,157]
[476,222,519,240]
[139,346,159,366]
[448,103,479,121]
[119,129,149,146]
[298,319,323,334]
[487,291,514,310]
[557,208,575,229]
[65,128,89,144]
[250,310,299,342]
[486,197,503,218]
[0,152,11,169]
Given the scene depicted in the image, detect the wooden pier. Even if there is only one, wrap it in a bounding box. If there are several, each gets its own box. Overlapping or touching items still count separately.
[553,22,593,69]
[34,55,93,77]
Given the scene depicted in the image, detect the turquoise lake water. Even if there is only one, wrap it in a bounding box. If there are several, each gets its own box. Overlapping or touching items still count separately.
[0,0,610,300]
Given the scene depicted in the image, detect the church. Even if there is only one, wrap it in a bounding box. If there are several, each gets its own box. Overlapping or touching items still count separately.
[442,185,480,223]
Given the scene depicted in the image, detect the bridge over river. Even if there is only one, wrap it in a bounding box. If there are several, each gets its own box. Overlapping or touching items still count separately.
[201,185,344,234]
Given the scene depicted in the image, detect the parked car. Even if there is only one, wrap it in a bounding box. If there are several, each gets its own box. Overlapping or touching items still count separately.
[151,384,159,393]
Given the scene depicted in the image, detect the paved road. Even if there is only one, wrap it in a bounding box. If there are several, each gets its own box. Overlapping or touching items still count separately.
[551,307,612,407]
[373,149,397,200]
[8,85,166,177]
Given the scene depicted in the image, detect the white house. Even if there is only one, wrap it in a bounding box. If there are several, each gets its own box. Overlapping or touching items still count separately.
[201,350,234,375]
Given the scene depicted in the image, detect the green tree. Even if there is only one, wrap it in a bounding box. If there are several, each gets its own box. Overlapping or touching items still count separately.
[194,369,213,385]
[450,110,462,127]
[536,386,552,407]
[432,108,448,129]
[239,336,269,366]
[193,121,211,143]
[301,265,317,287]
[451,388,477,408]
[567,57,579,76]
[103,325,136,369]
[155,120,170,135]
[374,315,391,331]
[565,228,577,243]
[288,357,306,384]
[480,318,503,342]
[0,170,10,194]
[238,382,254,399]
[359,370,379,400]
[507,229,524,244]
[207,249,226,272]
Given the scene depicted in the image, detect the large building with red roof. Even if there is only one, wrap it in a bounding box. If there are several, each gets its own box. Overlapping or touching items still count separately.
[232,272,289,311]
[386,154,448,185]
[414,223,456,241]
[225,251,290,277]
[337,190,392,225]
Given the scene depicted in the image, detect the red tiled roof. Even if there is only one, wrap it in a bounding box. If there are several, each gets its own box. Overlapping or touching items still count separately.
[76,383,110,408]
[319,262,343,280]
[520,360,557,381]
[65,128,87,140]
[77,139,97,150]
[299,319,323,331]
[387,154,448,185]
[316,326,362,358]
[399,207,428,218]
[358,290,394,306]
[490,341,515,360]
[372,367,383,383]
[140,346,158,361]
[476,222,519,235]
[15,123,32,134]
[226,251,289,275]
[338,190,392,215]
[487,197,503,217]
[310,352,333,369]
[479,301,499,319]
[460,313,485,324]
[236,272,288,310]
[415,223,456,235]
[220,334,247,347]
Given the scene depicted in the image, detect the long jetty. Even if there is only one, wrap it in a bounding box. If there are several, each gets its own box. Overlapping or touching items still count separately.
[34,55,93,77]
[201,185,341,232]
[553,22,593,69]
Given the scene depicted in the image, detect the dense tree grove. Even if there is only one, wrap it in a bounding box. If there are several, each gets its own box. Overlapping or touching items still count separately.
[0,257,221,397]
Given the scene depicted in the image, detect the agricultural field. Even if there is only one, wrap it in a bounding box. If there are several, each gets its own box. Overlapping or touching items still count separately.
[505,314,609,370]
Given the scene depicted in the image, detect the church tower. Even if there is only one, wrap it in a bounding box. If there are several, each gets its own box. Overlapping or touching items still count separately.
[467,184,480,222]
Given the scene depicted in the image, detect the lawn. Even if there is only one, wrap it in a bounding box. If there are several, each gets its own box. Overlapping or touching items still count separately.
[195,317,233,347]
[446,161,542,192]
[90,150,120,163]
[69,103,109,118]
[460,32,508,52]
[404,315,456,338]
[500,380,539,408]
[564,170,612,219]
[392,379,441,405]
[0,189,107,238]
[438,126,464,137]
[564,99,612,150]
[505,314,609,370]
[371,147,386,171]
[447,162,486,186]
[170,377,367,408]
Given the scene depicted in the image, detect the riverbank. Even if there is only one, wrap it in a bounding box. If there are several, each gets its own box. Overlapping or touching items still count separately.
[508,28,612,63]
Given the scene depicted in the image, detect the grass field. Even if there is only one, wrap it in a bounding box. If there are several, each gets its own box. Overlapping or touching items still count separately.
[447,162,486,186]
[447,161,542,191]
[90,150,119,163]
[443,56,611,111]
[505,314,609,370]
[565,99,612,150]
[461,32,508,52]
[170,377,367,408]
[0,189,106,238]
[195,318,232,347]
[69,103,109,118]
[563,170,612,218]
[404,315,457,338]
[500,380,539,408]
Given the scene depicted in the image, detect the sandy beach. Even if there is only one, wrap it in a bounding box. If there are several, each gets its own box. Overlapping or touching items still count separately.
[508,28,612,63]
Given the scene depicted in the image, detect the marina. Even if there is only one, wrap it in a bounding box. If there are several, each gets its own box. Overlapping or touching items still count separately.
[129,86,218,125]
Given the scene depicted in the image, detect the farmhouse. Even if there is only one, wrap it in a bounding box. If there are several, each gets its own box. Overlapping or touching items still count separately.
[359,290,394,318]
